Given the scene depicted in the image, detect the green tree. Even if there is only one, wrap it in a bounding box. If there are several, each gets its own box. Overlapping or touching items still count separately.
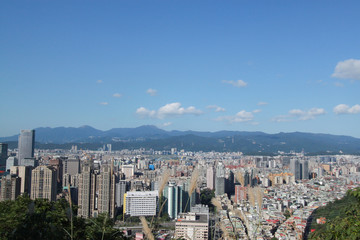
[0,195,127,240]
[200,188,215,212]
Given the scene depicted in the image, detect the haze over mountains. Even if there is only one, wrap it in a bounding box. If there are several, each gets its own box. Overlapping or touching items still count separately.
[1,125,360,155]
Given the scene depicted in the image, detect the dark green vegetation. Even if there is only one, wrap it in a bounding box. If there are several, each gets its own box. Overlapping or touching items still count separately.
[200,188,215,212]
[0,195,127,240]
[308,187,360,240]
[2,125,360,154]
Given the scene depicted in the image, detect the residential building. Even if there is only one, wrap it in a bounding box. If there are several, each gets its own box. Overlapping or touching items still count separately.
[10,166,32,195]
[0,174,21,201]
[175,205,209,240]
[30,165,57,201]
[206,166,215,190]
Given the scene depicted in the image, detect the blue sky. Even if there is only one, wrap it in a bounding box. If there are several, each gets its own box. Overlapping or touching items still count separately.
[1,1,360,138]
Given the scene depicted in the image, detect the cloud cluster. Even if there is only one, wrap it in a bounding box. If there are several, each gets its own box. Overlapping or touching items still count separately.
[332,59,360,80]
[273,108,325,122]
[99,102,108,105]
[333,104,360,115]
[113,93,122,98]
[207,105,226,112]
[96,80,103,84]
[289,108,326,120]
[257,102,268,106]
[136,102,202,119]
[146,88,157,96]
[222,80,247,87]
[162,122,172,127]
[217,110,258,123]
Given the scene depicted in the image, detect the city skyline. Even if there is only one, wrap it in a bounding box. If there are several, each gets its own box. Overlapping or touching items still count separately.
[1,1,360,138]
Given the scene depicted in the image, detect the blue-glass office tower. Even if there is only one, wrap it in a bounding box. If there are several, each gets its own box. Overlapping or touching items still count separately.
[18,130,35,165]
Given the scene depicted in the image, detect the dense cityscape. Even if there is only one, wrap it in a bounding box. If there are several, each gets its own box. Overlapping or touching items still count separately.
[1,129,359,239]
[2,0,360,239]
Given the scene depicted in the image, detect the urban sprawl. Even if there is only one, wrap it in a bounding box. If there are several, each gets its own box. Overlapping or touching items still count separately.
[1,129,360,240]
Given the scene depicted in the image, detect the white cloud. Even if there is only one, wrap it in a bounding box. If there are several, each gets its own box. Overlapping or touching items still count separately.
[217,109,259,123]
[332,59,360,80]
[207,105,226,112]
[162,122,172,127]
[272,115,291,122]
[222,79,247,87]
[273,107,326,122]
[289,108,326,120]
[136,107,156,118]
[252,109,261,113]
[333,104,360,115]
[146,88,157,96]
[113,93,122,98]
[97,80,103,84]
[99,102,108,105]
[136,102,203,119]
[257,102,268,106]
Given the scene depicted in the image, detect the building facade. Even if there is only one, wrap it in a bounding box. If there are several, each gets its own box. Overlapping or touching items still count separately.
[0,174,21,201]
[30,165,57,201]
[125,191,158,216]
[18,130,35,165]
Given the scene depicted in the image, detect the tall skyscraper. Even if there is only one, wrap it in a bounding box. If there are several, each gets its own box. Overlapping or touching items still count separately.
[30,165,57,201]
[215,162,225,196]
[290,159,301,180]
[78,164,96,218]
[0,143,8,173]
[18,130,35,165]
[300,160,309,180]
[97,164,116,218]
[206,166,215,190]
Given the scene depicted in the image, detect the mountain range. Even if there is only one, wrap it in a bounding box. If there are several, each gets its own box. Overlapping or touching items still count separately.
[1,125,360,154]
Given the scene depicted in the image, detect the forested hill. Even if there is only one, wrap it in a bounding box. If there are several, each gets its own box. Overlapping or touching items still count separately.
[1,125,360,154]
[307,187,360,239]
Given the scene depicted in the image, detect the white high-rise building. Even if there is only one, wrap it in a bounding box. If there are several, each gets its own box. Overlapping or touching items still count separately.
[206,166,215,190]
[125,191,158,216]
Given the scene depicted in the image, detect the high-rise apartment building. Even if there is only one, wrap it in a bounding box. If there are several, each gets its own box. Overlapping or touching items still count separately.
[215,162,225,196]
[206,166,215,190]
[10,166,32,195]
[63,157,81,176]
[115,180,128,208]
[49,157,63,187]
[0,174,21,201]
[30,165,57,201]
[78,165,95,218]
[124,191,158,216]
[97,164,116,218]
[78,164,117,218]
[290,159,301,180]
[18,130,35,166]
